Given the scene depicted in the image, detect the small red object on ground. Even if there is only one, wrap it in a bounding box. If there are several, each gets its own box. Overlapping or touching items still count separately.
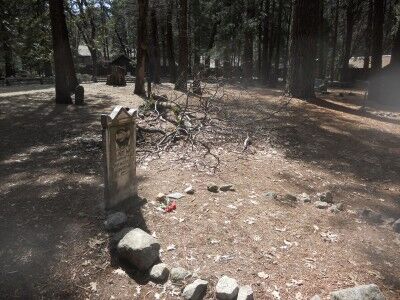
[164,200,177,213]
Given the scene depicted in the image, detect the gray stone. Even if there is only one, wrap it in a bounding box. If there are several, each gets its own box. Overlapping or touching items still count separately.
[182,279,208,300]
[101,106,137,210]
[336,202,344,211]
[207,184,219,193]
[156,193,166,202]
[393,218,400,233]
[310,295,321,300]
[110,227,134,249]
[329,205,341,213]
[185,186,195,194]
[330,284,385,300]
[220,184,235,192]
[167,192,185,199]
[297,193,311,203]
[170,267,191,282]
[149,263,169,282]
[265,192,278,200]
[317,191,334,203]
[315,201,330,209]
[237,285,254,300]
[215,275,239,300]
[117,228,160,271]
[283,194,297,202]
[104,212,127,231]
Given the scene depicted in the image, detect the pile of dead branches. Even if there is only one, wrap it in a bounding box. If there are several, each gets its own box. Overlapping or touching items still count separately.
[136,76,227,171]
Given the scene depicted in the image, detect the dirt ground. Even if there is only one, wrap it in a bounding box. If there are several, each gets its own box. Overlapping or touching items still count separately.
[0,82,399,300]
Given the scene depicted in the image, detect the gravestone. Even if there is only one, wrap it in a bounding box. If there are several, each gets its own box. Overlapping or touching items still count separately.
[101,106,137,210]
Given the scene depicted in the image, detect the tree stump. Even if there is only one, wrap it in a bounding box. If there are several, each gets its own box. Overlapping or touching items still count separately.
[75,85,84,105]
[107,66,126,86]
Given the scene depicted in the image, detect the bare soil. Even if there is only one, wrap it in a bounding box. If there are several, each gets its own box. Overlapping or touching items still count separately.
[0,82,399,299]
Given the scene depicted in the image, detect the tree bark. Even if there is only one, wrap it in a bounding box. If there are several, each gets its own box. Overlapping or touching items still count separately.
[243,0,255,83]
[261,0,270,83]
[175,0,189,91]
[391,20,400,66]
[150,7,161,84]
[286,0,320,99]
[49,0,78,104]
[371,0,384,72]
[272,0,283,84]
[166,0,176,82]
[205,21,218,68]
[340,1,355,82]
[317,0,326,79]
[363,0,373,69]
[329,0,339,81]
[3,41,14,77]
[134,0,149,96]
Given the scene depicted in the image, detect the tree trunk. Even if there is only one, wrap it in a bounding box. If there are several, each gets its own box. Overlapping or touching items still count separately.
[282,1,292,83]
[134,0,149,96]
[272,0,283,84]
[286,0,320,99]
[317,0,326,79]
[205,21,218,68]
[150,8,161,84]
[371,0,384,72]
[243,0,255,84]
[49,0,78,104]
[267,0,275,81]
[391,20,400,66]
[363,0,373,70]
[261,0,270,83]
[160,24,167,69]
[340,2,355,82]
[175,0,189,91]
[3,41,14,77]
[166,0,176,82]
[89,48,98,82]
[329,0,339,81]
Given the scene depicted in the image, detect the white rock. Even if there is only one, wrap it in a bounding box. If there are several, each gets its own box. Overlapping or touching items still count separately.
[215,275,239,300]
[314,201,330,209]
[182,279,208,300]
[297,193,311,203]
[237,285,254,300]
[167,192,185,199]
[117,228,160,271]
[185,186,195,194]
[330,284,385,300]
[170,267,191,282]
[149,263,169,282]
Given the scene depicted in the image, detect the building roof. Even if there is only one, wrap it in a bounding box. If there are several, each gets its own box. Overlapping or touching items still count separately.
[348,55,391,69]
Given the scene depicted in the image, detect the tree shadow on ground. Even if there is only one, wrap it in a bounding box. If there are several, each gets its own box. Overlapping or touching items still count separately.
[213,88,400,212]
[308,97,400,125]
[0,91,149,297]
